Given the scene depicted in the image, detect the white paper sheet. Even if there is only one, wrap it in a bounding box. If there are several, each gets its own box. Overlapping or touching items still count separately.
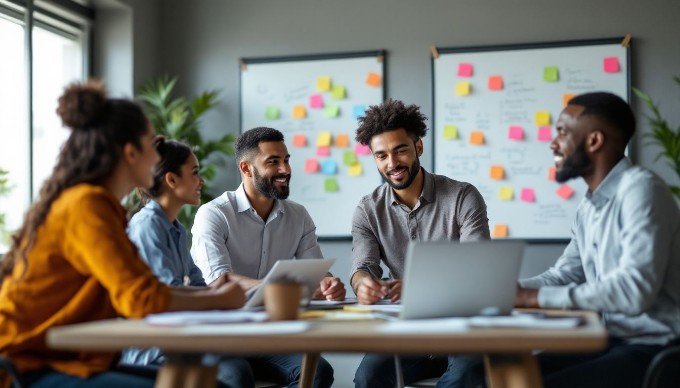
[179,321,311,335]
[145,310,268,326]
[376,318,469,334]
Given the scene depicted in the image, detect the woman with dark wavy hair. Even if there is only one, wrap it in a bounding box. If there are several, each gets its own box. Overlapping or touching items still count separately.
[0,81,244,387]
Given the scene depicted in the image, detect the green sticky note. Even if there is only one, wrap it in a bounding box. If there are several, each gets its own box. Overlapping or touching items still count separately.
[324,105,340,118]
[324,178,339,192]
[265,106,280,120]
[343,150,357,166]
[332,85,346,99]
[543,66,559,82]
[443,125,458,140]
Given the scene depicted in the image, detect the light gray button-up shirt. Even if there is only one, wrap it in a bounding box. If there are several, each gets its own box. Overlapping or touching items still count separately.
[350,168,490,281]
[521,158,680,345]
[191,184,324,284]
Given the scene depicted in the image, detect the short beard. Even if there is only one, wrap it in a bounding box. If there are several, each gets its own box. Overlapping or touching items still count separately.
[555,140,591,183]
[253,168,290,199]
[383,156,421,190]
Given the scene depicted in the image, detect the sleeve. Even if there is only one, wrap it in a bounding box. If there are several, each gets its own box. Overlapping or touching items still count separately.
[128,218,185,287]
[190,204,233,284]
[187,259,207,287]
[349,203,384,280]
[295,209,324,259]
[519,235,586,289]
[64,193,171,318]
[457,184,491,241]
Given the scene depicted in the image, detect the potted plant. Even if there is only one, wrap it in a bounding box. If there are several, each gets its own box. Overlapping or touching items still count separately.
[633,76,680,200]
[130,75,235,232]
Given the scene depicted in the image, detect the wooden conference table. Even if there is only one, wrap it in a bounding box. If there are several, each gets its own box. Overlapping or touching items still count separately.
[47,310,606,388]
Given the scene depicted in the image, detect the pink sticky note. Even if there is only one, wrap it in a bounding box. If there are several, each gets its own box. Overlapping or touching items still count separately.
[310,94,324,109]
[604,57,620,73]
[508,126,524,140]
[538,126,552,142]
[305,158,319,173]
[520,188,536,203]
[457,63,473,77]
[355,144,371,156]
[316,146,330,157]
[556,184,574,199]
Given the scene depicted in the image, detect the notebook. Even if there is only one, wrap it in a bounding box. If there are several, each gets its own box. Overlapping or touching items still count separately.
[399,240,525,319]
[243,258,335,309]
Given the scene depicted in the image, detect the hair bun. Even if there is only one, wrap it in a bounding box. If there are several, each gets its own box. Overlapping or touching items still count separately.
[153,135,167,149]
[56,80,108,130]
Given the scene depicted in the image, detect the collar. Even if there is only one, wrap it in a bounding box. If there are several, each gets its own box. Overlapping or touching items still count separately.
[234,184,284,215]
[388,167,434,206]
[144,199,180,231]
[586,157,632,207]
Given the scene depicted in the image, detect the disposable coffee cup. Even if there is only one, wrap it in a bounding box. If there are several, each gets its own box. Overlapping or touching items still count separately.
[264,282,302,321]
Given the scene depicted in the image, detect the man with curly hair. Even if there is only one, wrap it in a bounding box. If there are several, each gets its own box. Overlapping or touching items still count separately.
[350,99,490,387]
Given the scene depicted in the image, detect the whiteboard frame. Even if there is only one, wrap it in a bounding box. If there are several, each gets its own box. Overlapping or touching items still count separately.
[431,37,631,243]
[239,50,386,240]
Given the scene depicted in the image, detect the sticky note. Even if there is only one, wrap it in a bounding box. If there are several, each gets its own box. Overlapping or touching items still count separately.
[556,184,574,199]
[488,75,503,91]
[490,165,505,180]
[457,63,473,77]
[324,105,340,118]
[310,94,324,109]
[366,72,382,87]
[543,66,559,82]
[348,163,363,177]
[520,188,536,203]
[563,93,575,107]
[355,143,371,156]
[343,150,357,165]
[304,158,319,173]
[332,85,346,99]
[535,111,551,126]
[324,178,339,192]
[322,159,337,175]
[316,146,330,157]
[469,131,485,145]
[292,134,307,147]
[353,105,366,119]
[265,106,280,120]
[455,82,471,96]
[292,105,306,119]
[335,133,350,148]
[538,126,552,142]
[508,126,524,140]
[317,76,331,91]
[443,125,458,140]
[604,57,620,73]
[498,186,513,201]
[548,166,556,181]
[316,132,332,147]
[492,224,509,238]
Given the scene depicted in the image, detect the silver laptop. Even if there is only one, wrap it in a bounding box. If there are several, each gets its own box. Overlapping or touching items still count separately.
[399,240,525,319]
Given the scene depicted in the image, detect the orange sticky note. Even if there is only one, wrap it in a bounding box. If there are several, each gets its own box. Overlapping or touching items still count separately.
[535,111,551,126]
[563,93,576,107]
[492,224,509,238]
[455,82,471,96]
[292,105,306,119]
[498,186,513,201]
[556,184,575,199]
[317,76,331,91]
[490,165,505,180]
[305,158,319,173]
[548,166,556,181]
[469,131,485,145]
[443,125,458,140]
[292,134,307,147]
[366,72,382,87]
[316,132,332,147]
[604,57,620,73]
[488,75,503,91]
[335,133,350,148]
[520,188,536,202]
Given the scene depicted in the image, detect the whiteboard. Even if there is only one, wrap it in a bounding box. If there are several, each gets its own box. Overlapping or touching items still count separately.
[241,51,385,238]
[432,38,630,240]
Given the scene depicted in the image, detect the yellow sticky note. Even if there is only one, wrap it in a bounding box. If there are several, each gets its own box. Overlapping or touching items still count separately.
[332,85,346,99]
[317,76,331,91]
[492,224,509,238]
[316,132,332,147]
[443,125,458,140]
[469,131,485,145]
[535,111,551,126]
[455,82,471,96]
[348,162,363,177]
[490,165,505,180]
[292,105,306,119]
[498,186,513,201]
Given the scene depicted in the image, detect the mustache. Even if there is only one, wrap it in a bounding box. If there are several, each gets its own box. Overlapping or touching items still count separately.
[386,167,407,176]
[271,174,291,181]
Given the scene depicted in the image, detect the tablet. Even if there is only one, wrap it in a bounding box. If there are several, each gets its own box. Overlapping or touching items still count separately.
[243,258,335,309]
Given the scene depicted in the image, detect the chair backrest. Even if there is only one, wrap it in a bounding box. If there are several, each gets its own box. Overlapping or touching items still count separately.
[643,345,680,388]
[0,356,25,388]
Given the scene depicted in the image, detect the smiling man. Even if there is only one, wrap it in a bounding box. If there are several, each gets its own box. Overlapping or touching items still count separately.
[349,99,490,388]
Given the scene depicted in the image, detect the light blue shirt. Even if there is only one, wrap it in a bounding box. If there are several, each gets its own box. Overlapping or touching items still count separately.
[191,184,324,284]
[521,158,680,345]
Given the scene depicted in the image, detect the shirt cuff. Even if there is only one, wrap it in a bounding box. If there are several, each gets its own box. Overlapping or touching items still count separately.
[537,285,575,309]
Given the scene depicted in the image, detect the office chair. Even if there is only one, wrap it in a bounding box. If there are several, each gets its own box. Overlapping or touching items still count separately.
[642,344,680,388]
[0,356,24,388]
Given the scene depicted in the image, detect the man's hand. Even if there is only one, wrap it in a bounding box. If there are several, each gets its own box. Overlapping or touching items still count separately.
[214,281,246,309]
[313,276,347,301]
[385,280,402,303]
[515,285,540,308]
[354,276,390,305]
[208,273,230,289]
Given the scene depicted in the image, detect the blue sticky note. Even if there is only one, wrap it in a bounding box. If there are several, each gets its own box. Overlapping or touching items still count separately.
[321,159,337,175]
[353,105,366,120]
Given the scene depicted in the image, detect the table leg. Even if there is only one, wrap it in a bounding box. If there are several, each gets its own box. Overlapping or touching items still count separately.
[155,353,217,388]
[299,352,320,388]
[484,353,542,388]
